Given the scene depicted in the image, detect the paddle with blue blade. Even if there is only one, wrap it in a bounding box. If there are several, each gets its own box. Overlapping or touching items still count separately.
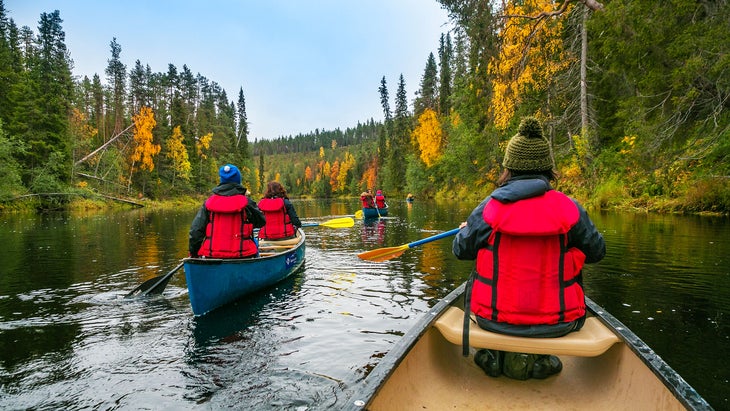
[358,228,461,262]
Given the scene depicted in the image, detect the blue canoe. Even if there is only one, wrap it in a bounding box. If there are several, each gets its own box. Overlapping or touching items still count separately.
[183,229,306,316]
[362,205,388,218]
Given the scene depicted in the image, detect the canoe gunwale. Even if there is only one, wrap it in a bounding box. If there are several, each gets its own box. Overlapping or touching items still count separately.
[361,206,389,218]
[342,282,711,410]
[584,298,711,410]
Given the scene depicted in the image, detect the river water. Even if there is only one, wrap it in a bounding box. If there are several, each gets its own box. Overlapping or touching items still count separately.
[0,199,727,410]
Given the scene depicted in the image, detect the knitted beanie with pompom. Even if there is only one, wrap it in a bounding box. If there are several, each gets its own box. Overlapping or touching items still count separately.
[502,117,553,172]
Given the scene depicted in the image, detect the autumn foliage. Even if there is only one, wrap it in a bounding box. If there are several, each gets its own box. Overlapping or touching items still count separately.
[411,108,444,167]
[131,106,160,172]
[488,0,573,129]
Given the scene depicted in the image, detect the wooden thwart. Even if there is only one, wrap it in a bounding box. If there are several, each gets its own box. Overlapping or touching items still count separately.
[434,306,620,357]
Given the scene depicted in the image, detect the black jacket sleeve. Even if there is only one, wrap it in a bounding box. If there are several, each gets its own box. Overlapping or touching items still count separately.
[284,198,302,227]
[452,197,494,260]
[188,203,208,256]
[568,200,606,264]
[246,199,267,229]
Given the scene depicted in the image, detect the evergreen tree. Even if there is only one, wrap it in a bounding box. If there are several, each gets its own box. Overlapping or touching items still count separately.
[178,64,197,136]
[236,87,250,160]
[0,0,14,124]
[90,73,105,142]
[377,76,391,186]
[128,59,148,115]
[414,52,438,116]
[378,76,392,123]
[438,33,453,116]
[105,38,126,135]
[24,10,74,183]
[385,74,410,193]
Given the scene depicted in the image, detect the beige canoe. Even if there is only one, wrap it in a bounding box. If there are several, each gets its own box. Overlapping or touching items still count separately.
[344,282,711,410]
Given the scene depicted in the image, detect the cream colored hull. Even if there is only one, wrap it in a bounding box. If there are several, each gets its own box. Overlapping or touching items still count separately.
[345,283,710,411]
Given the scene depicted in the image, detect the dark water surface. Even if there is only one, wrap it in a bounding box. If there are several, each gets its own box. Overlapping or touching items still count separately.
[0,199,727,410]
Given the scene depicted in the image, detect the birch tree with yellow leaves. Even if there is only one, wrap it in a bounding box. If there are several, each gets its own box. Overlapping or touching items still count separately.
[166,125,192,187]
[129,106,160,191]
[411,108,444,167]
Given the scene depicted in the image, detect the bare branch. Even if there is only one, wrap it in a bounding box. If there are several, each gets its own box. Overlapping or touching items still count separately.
[500,0,604,21]
[74,123,134,166]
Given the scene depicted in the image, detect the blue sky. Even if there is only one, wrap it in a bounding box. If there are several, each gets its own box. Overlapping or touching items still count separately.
[6,1,451,140]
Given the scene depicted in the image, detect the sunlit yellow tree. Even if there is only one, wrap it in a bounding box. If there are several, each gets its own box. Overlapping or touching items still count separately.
[195,132,213,187]
[411,108,444,167]
[330,159,340,192]
[337,152,356,192]
[167,126,191,186]
[361,163,377,190]
[129,106,161,191]
[489,0,574,129]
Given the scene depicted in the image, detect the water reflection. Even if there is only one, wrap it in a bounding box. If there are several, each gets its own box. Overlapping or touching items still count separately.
[361,217,386,245]
[0,201,727,409]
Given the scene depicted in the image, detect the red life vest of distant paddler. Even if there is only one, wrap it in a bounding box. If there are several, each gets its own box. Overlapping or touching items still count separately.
[258,197,295,240]
[198,194,257,258]
[471,190,587,325]
[375,192,386,208]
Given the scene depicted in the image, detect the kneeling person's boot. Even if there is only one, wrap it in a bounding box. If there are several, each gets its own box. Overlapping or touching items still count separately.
[474,349,503,377]
[502,352,538,380]
[531,355,563,379]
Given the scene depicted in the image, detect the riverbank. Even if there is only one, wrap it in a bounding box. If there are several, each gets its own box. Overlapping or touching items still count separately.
[2,188,727,217]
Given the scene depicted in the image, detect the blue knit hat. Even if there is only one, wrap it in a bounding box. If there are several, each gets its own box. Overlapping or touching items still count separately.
[219,164,241,184]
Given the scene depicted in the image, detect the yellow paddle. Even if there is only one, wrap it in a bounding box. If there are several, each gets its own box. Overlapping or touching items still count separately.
[358,228,460,262]
[302,216,354,228]
[354,210,364,219]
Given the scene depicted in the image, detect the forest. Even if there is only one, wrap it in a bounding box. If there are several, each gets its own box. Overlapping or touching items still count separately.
[0,0,728,214]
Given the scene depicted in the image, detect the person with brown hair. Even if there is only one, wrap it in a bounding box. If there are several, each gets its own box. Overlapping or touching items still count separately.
[258,181,301,240]
[452,116,606,380]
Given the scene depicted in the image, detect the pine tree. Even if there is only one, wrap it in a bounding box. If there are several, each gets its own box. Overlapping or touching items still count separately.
[128,59,148,115]
[236,87,250,160]
[24,10,74,182]
[385,74,410,192]
[415,52,438,116]
[0,0,14,124]
[105,38,126,135]
[438,33,453,116]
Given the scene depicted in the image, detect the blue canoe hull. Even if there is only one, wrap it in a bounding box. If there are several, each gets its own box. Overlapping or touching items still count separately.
[362,206,388,218]
[183,229,306,316]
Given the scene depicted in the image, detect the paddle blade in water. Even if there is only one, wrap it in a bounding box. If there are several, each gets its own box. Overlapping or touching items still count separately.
[124,261,184,298]
[357,245,408,262]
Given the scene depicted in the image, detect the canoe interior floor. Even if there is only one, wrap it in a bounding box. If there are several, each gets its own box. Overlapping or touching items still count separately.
[367,327,686,411]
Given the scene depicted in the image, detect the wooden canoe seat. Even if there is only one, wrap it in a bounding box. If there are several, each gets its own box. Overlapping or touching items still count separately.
[434,306,620,357]
[259,231,302,250]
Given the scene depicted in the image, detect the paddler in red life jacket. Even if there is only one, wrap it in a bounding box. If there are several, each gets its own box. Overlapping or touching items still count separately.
[188,164,266,258]
[258,181,301,240]
[360,189,375,208]
[452,116,606,381]
[374,190,386,208]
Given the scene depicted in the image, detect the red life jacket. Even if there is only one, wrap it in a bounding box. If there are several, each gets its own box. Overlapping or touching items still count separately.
[472,190,586,325]
[198,194,257,258]
[361,195,374,208]
[258,197,295,240]
[375,195,386,208]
